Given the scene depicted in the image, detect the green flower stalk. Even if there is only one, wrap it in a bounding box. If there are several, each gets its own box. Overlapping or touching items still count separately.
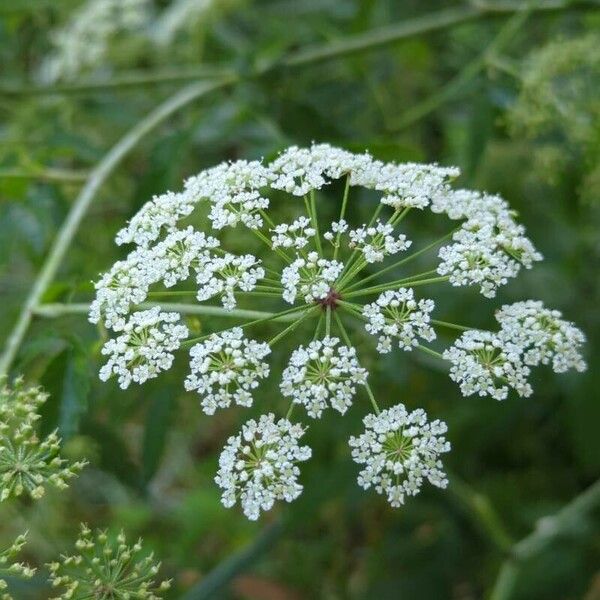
[47,524,171,599]
[0,378,87,502]
[0,532,35,600]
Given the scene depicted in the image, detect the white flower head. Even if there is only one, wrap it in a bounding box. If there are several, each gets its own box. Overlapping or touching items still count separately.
[363,288,436,353]
[280,336,368,418]
[196,253,265,310]
[281,252,343,304]
[99,308,188,389]
[349,403,450,507]
[152,226,220,288]
[443,330,532,400]
[352,161,459,210]
[436,195,542,298]
[115,190,196,248]
[495,300,587,373]
[215,414,312,520]
[348,219,412,263]
[206,160,273,230]
[271,217,316,249]
[89,248,162,331]
[185,328,271,415]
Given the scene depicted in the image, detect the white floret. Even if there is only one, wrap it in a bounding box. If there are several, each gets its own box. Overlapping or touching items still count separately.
[281,252,343,304]
[215,413,311,520]
[185,328,271,415]
[280,336,368,418]
[363,288,436,353]
[349,403,450,507]
[99,307,188,389]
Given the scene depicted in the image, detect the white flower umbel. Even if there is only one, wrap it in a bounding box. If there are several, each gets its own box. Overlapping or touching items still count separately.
[206,160,273,230]
[152,226,220,288]
[271,217,316,249]
[352,161,459,210]
[196,253,265,310]
[99,308,188,389]
[436,192,542,298]
[280,336,368,418]
[115,190,196,248]
[39,0,150,83]
[281,252,343,304]
[348,219,411,263]
[185,328,271,415]
[349,404,450,507]
[495,300,587,373]
[89,249,161,331]
[215,414,312,520]
[92,143,587,521]
[363,288,436,353]
[443,330,532,400]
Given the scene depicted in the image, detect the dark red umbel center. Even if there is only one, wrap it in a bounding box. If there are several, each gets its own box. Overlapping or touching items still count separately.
[317,288,342,310]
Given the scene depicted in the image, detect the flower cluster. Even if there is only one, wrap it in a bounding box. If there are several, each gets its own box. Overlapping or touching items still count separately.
[0,533,34,600]
[215,414,311,520]
[0,379,86,502]
[47,524,171,599]
[281,252,343,304]
[349,404,450,507]
[40,0,150,83]
[443,330,532,400]
[348,220,412,263]
[280,337,367,418]
[99,308,188,389]
[92,143,586,519]
[363,288,436,353]
[185,328,271,415]
[495,300,587,373]
[196,253,265,310]
[443,300,587,400]
[434,190,542,298]
[271,217,316,249]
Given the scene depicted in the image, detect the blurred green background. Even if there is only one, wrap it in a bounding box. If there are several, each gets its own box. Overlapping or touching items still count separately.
[1,1,599,598]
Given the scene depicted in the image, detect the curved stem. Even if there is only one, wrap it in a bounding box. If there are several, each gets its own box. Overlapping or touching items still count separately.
[490,478,600,600]
[0,78,235,376]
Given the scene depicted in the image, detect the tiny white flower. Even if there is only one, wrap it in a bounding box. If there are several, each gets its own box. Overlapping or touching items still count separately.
[99,308,188,389]
[215,413,312,520]
[349,403,450,507]
[363,288,436,353]
[185,328,271,415]
[280,336,368,418]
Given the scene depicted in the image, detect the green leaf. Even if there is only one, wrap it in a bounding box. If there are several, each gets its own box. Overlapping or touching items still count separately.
[40,339,90,440]
[141,389,175,486]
